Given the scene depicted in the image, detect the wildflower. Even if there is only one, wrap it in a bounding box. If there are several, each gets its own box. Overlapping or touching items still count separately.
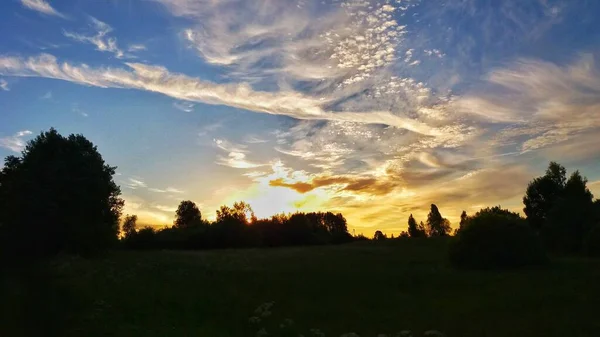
[248,316,261,324]
[310,328,325,337]
[397,331,412,337]
[256,328,269,337]
[423,330,445,337]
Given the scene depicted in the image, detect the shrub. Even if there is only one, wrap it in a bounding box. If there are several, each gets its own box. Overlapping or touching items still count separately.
[449,207,546,269]
[583,225,600,257]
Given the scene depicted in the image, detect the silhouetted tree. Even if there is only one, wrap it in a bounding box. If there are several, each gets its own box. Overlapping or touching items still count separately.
[122,214,138,239]
[174,200,202,228]
[216,201,256,225]
[459,210,468,228]
[426,204,451,237]
[523,162,567,231]
[399,231,409,238]
[449,206,546,269]
[373,230,387,240]
[407,214,427,238]
[0,128,123,258]
[544,171,595,253]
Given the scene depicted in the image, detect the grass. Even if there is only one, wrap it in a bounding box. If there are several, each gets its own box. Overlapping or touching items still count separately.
[3,238,600,337]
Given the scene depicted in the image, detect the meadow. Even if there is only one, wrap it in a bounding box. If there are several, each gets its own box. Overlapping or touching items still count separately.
[3,239,600,337]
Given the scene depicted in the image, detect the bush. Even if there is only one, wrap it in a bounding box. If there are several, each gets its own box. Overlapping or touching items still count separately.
[449,207,546,269]
[583,225,600,257]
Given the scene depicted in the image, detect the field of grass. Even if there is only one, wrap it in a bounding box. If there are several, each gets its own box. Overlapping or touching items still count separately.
[3,239,600,337]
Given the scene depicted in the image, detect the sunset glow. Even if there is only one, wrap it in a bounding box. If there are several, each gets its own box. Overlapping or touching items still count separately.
[1,0,600,236]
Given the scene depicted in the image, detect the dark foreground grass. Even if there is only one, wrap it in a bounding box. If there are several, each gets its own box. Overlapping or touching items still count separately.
[3,239,600,337]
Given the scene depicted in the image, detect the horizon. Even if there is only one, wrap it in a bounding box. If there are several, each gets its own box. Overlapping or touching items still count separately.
[1,0,600,236]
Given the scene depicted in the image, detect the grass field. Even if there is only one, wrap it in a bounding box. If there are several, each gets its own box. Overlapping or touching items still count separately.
[3,239,600,337]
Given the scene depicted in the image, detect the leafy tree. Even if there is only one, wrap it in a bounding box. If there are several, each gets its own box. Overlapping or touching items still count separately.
[523,162,567,231]
[407,214,427,238]
[0,128,123,258]
[174,200,202,229]
[216,201,256,225]
[399,231,409,238]
[373,230,387,240]
[122,214,138,239]
[449,206,546,269]
[544,171,595,253]
[426,204,451,237]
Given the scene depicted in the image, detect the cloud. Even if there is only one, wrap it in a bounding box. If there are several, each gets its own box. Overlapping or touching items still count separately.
[19,0,65,18]
[458,54,600,154]
[173,100,195,112]
[269,175,398,196]
[63,17,141,59]
[0,130,33,152]
[124,178,147,189]
[40,91,52,99]
[0,53,439,134]
[154,204,177,213]
[128,44,146,52]
[0,79,8,91]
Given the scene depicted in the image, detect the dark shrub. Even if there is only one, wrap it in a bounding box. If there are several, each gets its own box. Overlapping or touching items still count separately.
[583,225,600,257]
[449,207,546,269]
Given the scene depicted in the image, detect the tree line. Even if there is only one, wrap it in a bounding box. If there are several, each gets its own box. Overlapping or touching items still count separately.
[1,129,599,263]
[121,201,352,250]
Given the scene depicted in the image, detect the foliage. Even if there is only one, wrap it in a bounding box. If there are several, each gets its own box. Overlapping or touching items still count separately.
[449,206,546,269]
[373,230,387,240]
[583,225,600,257]
[426,204,451,237]
[174,200,202,228]
[523,162,567,231]
[523,162,597,254]
[122,215,138,239]
[0,128,123,258]
[407,214,427,238]
[124,205,352,250]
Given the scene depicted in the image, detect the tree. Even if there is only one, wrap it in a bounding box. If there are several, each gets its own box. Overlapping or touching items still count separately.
[216,201,255,225]
[544,171,595,253]
[373,230,387,240]
[122,214,138,239]
[0,128,124,258]
[174,200,202,228]
[523,162,567,231]
[426,204,451,237]
[449,206,546,269]
[407,214,427,238]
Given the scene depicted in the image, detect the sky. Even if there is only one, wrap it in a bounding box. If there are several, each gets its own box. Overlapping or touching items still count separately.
[1,0,600,235]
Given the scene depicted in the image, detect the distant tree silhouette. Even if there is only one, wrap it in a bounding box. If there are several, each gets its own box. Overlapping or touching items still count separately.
[0,128,123,258]
[216,201,256,225]
[122,215,138,239]
[523,162,567,231]
[426,204,451,237]
[399,231,409,238]
[407,214,427,238]
[174,200,202,228]
[373,230,387,240]
[459,210,468,229]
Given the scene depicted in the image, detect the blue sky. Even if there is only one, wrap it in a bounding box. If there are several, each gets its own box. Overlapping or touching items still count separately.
[1,0,599,234]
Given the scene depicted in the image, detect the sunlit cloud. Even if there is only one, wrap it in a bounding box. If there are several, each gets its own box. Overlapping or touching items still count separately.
[0,130,33,152]
[19,0,65,18]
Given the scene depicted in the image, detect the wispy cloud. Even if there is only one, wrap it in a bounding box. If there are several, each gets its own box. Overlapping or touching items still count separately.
[19,0,65,18]
[173,100,195,112]
[127,44,146,52]
[0,53,439,134]
[213,138,265,169]
[63,17,137,59]
[0,130,33,152]
[0,79,8,91]
[40,91,52,99]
